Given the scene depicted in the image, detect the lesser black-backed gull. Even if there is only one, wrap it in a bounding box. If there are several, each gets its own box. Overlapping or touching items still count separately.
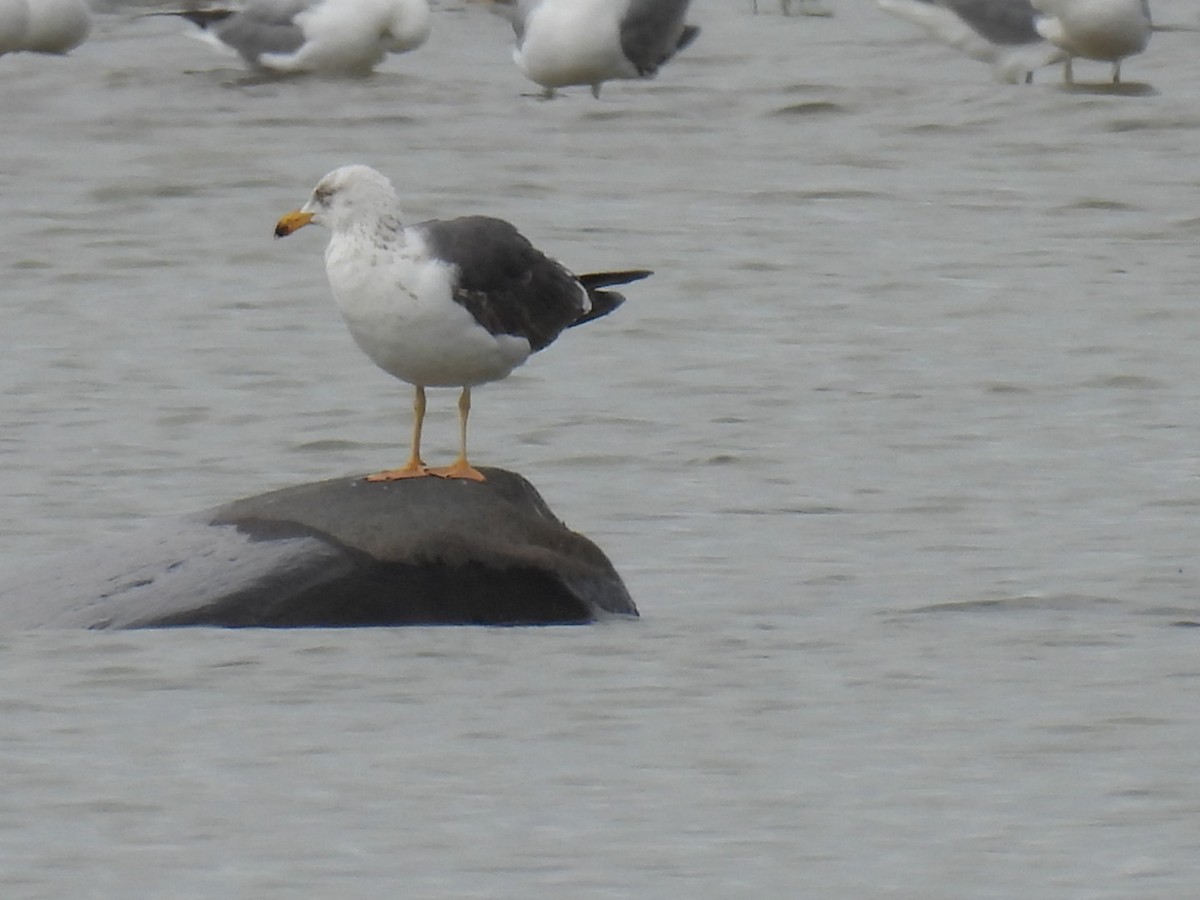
[489,0,699,98]
[153,0,431,75]
[1031,0,1151,84]
[878,0,1067,82]
[274,165,651,482]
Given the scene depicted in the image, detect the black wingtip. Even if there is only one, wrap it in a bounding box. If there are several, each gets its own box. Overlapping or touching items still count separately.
[677,25,700,54]
[571,269,653,329]
[143,8,236,29]
[578,270,653,290]
[573,289,625,328]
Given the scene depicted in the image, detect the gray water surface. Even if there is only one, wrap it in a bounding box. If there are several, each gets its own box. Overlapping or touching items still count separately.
[2,1,1200,896]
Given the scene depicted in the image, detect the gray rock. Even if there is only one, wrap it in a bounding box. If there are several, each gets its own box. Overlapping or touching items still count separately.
[0,469,637,629]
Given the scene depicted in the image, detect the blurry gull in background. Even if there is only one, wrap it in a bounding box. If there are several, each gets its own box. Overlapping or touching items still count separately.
[877,0,1067,82]
[152,0,431,75]
[1031,0,1152,83]
[488,0,699,98]
[0,0,91,55]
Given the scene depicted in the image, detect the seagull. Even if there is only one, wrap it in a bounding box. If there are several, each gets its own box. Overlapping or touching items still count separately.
[488,0,699,98]
[878,0,1067,82]
[274,165,651,482]
[1030,0,1152,84]
[152,0,431,75]
[0,0,91,56]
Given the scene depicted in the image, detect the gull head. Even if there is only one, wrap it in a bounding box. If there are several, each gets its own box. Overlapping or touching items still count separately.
[275,165,401,238]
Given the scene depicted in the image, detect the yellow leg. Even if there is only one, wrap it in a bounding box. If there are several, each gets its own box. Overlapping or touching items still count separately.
[365,385,431,481]
[431,386,486,482]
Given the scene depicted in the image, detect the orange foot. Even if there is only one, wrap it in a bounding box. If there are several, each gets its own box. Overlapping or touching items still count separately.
[364,462,430,482]
[429,459,486,482]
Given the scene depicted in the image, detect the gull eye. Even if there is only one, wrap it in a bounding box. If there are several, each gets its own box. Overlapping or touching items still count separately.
[313,186,333,205]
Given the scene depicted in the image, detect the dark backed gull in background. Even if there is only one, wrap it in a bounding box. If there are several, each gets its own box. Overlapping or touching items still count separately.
[151,0,431,75]
[275,165,651,482]
[488,0,699,98]
[1031,0,1151,84]
[878,0,1067,82]
[0,0,91,55]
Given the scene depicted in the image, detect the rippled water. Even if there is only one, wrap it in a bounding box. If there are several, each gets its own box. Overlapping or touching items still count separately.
[2,0,1200,895]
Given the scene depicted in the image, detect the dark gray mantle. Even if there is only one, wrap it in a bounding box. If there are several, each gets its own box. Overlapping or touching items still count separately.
[0,469,637,629]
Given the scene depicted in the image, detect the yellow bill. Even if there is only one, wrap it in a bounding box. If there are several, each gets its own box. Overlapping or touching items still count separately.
[274,210,314,238]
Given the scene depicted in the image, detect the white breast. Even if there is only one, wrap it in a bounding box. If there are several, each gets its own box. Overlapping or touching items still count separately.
[1033,0,1150,61]
[323,229,532,388]
[515,0,636,89]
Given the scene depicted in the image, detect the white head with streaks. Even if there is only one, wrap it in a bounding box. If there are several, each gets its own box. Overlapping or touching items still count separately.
[275,164,401,238]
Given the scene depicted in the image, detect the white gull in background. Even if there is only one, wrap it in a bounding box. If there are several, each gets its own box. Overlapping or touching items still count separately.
[878,0,1067,82]
[274,165,651,482]
[1031,0,1152,83]
[155,0,431,75]
[489,0,699,98]
[0,0,91,55]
